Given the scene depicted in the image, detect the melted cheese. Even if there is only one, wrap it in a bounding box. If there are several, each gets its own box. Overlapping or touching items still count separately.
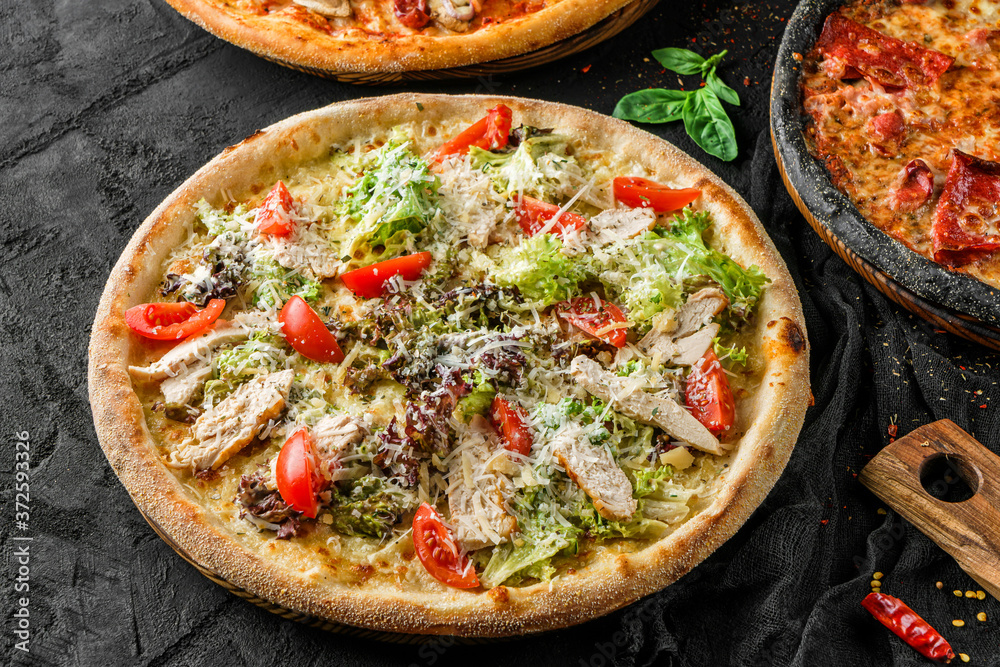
[803,0,1000,282]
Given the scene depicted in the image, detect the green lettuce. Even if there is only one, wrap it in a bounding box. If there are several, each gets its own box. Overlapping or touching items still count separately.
[248,255,321,310]
[203,332,288,406]
[340,139,438,264]
[327,476,415,539]
[588,207,768,326]
[470,131,579,199]
[491,234,587,306]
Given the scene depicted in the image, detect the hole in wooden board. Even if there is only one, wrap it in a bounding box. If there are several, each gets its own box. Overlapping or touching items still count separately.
[919,454,980,503]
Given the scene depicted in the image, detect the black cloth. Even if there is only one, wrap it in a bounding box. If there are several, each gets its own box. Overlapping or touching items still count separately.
[2,1,999,665]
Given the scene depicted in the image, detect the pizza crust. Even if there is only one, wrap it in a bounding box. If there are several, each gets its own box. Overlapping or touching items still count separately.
[163,0,635,73]
[88,94,810,636]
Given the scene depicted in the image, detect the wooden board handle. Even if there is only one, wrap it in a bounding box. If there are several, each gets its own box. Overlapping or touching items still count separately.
[858,419,1000,601]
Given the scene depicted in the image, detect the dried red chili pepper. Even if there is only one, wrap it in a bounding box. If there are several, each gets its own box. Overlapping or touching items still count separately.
[862,592,955,663]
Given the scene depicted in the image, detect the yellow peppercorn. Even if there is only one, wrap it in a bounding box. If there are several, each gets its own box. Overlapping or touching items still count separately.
[965,590,977,598]
[953,619,965,627]
[977,590,986,600]
[954,590,963,597]
[871,580,882,588]
[935,581,944,589]
[978,612,987,622]
[873,572,883,580]
[959,653,970,663]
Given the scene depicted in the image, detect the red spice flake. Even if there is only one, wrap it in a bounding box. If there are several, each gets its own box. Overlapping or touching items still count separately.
[743,76,750,86]
[581,64,591,73]
[820,519,829,525]
[980,404,988,409]
[887,424,898,438]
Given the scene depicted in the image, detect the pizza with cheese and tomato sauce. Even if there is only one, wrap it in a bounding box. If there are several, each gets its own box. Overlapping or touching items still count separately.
[802,0,1000,285]
[88,94,809,636]
[161,0,637,75]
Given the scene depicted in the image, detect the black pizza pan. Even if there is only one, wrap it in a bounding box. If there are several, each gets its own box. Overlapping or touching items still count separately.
[769,0,1000,349]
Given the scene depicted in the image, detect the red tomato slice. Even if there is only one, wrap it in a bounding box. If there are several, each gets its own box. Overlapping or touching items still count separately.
[554,297,629,348]
[490,396,533,456]
[339,252,433,299]
[613,177,701,213]
[124,299,225,341]
[412,503,479,589]
[684,348,736,436]
[512,195,588,238]
[433,104,513,162]
[255,181,295,237]
[278,295,345,364]
[275,429,320,519]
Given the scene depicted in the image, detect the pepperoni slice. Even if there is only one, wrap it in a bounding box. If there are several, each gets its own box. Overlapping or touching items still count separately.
[866,110,905,156]
[931,150,1000,266]
[816,14,953,88]
[394,0,429,29]
[892,159,934,213]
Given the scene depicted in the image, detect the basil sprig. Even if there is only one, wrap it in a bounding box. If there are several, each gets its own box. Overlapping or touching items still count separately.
[613,48,740,161]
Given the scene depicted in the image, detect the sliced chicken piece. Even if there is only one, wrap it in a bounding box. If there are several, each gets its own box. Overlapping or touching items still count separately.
[447,416,518,551]
[675,287,728,338]
[167,370,294,471]
[671,323,719,366]
[551,422,636,521]
[570,356,722,455]
[637,322,719,367]
[589,207,658,241]
[312,414,367,481]
[160,362,212,408]
[294,0,351,17]
[129,321,249,382]
[312,414,366,459]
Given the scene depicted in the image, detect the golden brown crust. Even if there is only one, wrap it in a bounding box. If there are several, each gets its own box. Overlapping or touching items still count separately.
[164,0,634,73]
[88,94,810,636]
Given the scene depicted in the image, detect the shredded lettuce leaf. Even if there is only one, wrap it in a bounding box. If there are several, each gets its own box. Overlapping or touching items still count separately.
[587,207,768,326]
[340,139,438,265]
[491,234,587,306]
[248,255,321,310]
[470,131,579,200]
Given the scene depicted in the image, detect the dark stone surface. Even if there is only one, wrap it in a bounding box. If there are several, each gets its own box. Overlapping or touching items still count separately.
[2,1,1000,665]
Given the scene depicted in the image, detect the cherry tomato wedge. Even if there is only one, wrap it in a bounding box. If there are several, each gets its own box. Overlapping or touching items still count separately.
[554,297,629,348]
[685,348,736,435]
[278,295,345,364]
[339,252,433,299]
[412,503,479,589]
[255,181,295,236]
[124,299,225,341]
[275,429,320,519]
[613,177,701,213]
[433,104,513,162]
[490,396,533,456]
[512,195,588,238]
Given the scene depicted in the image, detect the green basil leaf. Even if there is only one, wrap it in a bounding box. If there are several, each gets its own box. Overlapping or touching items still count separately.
[706,72,740,106]
[681,88,737,161]
[651,48,705,75]
[700,50,727,76]
[613,89,690,124]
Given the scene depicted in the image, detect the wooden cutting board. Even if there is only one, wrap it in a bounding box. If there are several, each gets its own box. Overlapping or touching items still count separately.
[859,419,1000,601]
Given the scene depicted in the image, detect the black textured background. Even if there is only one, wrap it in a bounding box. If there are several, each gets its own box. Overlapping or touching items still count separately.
[3,1,1000,665]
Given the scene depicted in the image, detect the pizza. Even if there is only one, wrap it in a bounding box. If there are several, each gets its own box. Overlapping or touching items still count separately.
[162,0,637,74]
[88,94,809,636]
[801,0,1000,288]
